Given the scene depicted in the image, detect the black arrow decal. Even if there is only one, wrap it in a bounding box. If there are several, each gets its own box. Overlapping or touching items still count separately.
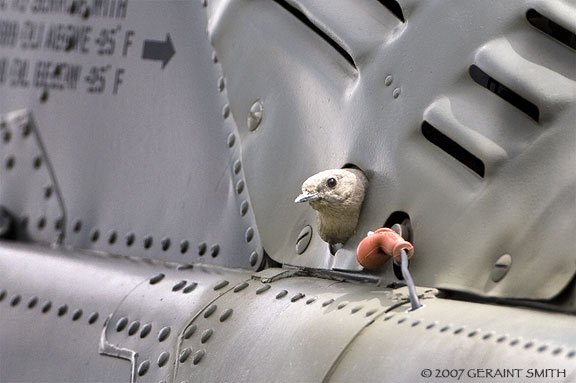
[142,34,175,69]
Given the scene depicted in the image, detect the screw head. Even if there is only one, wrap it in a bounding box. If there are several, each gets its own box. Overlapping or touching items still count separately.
[296,225,312,254]
[491,254,512,282]
[247,100,263,131]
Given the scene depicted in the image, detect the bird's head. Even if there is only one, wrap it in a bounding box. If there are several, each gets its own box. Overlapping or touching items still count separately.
[294,168,367,213]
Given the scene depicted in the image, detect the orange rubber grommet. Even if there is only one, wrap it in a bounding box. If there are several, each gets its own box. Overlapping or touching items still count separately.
[356,228,414,270]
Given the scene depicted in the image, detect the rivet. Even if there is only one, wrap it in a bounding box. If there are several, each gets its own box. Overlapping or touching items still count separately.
[227,133,236,148]
[184,325,197,339]
[247,100,263,131]
[33,156,42,169]
[211,52,218,63]
[140,323,152,338]
[217,77,225,92]
[2,130,11,144]
[128,321,140,335]
[256,285,271,294]
[0,289,6,302]
[177,264,194,271]
[510,339,520,346]
[236,180,245,194]
[385,75,393,86]
[491,254,512,282]
[552,348,563,356]
[397,318,406,324]
[40,88,49,103]
[296,226,312,255]
[158,326,171,342]
[116,317,128,331]
[412,320,421,327]
[41,301,52,313]
[137,360,150,376]
[306,297,317,305]
[454,327,464,334]
[440,325,450,332]
[150,273,165,285]
[351,306,362,314]
[220,308,233,322]
[426,323,436,330]
[214,280,229,290]
[72,309,83,321]
[222,104,230,119]
[54,218,63,231]
[183,282,198,293]
[482,333,493,340]
[90,229,100,242]
[37,217,46,230]
[537,345,548,353]
[204,305,217,318]
[161,237,171,251]
[249,251,259,267]
[322,298,334,307]
[245,227,254,242]
[496,335,507,343]
[44,185,53,199]
[10,295,21,307]
[198,242,207,255]
[568,351,576,359]
[122,233,134,246]
[193,350,205,365]
[393,88,401,98]
[5,156,15,170]
[57,304,68,316]
[240,201,249,216]
[173,280,187,292]
[234,282,249,293]
[157,351,170,367]
[27,296,38,309]
[210,244,220,258]
[22,124,31,137]
[276,290,288,299]
[291,293,305,302]
[365,309,377,317]
[524,342,534,349]
[337,301,349,310]
[180,240,190,254]
[108,231,117,245]
[201,328,213,343]
[88,312,99,324]
[233,160,242,174]
[201,0,207,7]
[143,235,153,249]
[468,330,478,338]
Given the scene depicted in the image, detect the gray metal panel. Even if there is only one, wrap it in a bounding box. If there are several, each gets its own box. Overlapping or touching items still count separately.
[207,0,576,300]
[0,0,263,269]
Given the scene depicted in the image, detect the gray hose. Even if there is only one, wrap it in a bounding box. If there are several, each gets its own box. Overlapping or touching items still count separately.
[400,249,422,311]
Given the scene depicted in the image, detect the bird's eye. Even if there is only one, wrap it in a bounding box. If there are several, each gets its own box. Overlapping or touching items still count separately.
[326,178,337,188]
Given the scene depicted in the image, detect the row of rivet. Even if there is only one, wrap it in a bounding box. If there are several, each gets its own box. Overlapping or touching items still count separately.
[384,313,576,359]
[68,220,220,257]
[114,314,171,342]
[202,0,260,269]
[0,288,100,325]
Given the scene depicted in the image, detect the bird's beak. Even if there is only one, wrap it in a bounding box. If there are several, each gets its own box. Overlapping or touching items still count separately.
[294,192,320,203]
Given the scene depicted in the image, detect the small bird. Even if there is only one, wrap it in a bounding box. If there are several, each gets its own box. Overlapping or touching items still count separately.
[295,168,368,245]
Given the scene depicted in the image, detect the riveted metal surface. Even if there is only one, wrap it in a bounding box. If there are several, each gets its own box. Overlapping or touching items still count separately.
[0,110,65,244]
[99,259,249,383]
[0,1,264,270]
[207,0,576,302]
[174,275,396,382]
[329,298,576,382]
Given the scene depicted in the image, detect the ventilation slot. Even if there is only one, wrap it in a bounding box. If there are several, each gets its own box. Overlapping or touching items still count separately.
[273,0,357,69]
[376,0,405,22]
[527,9,576,50]
[469,65,540,122]
[422,121,485,178]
